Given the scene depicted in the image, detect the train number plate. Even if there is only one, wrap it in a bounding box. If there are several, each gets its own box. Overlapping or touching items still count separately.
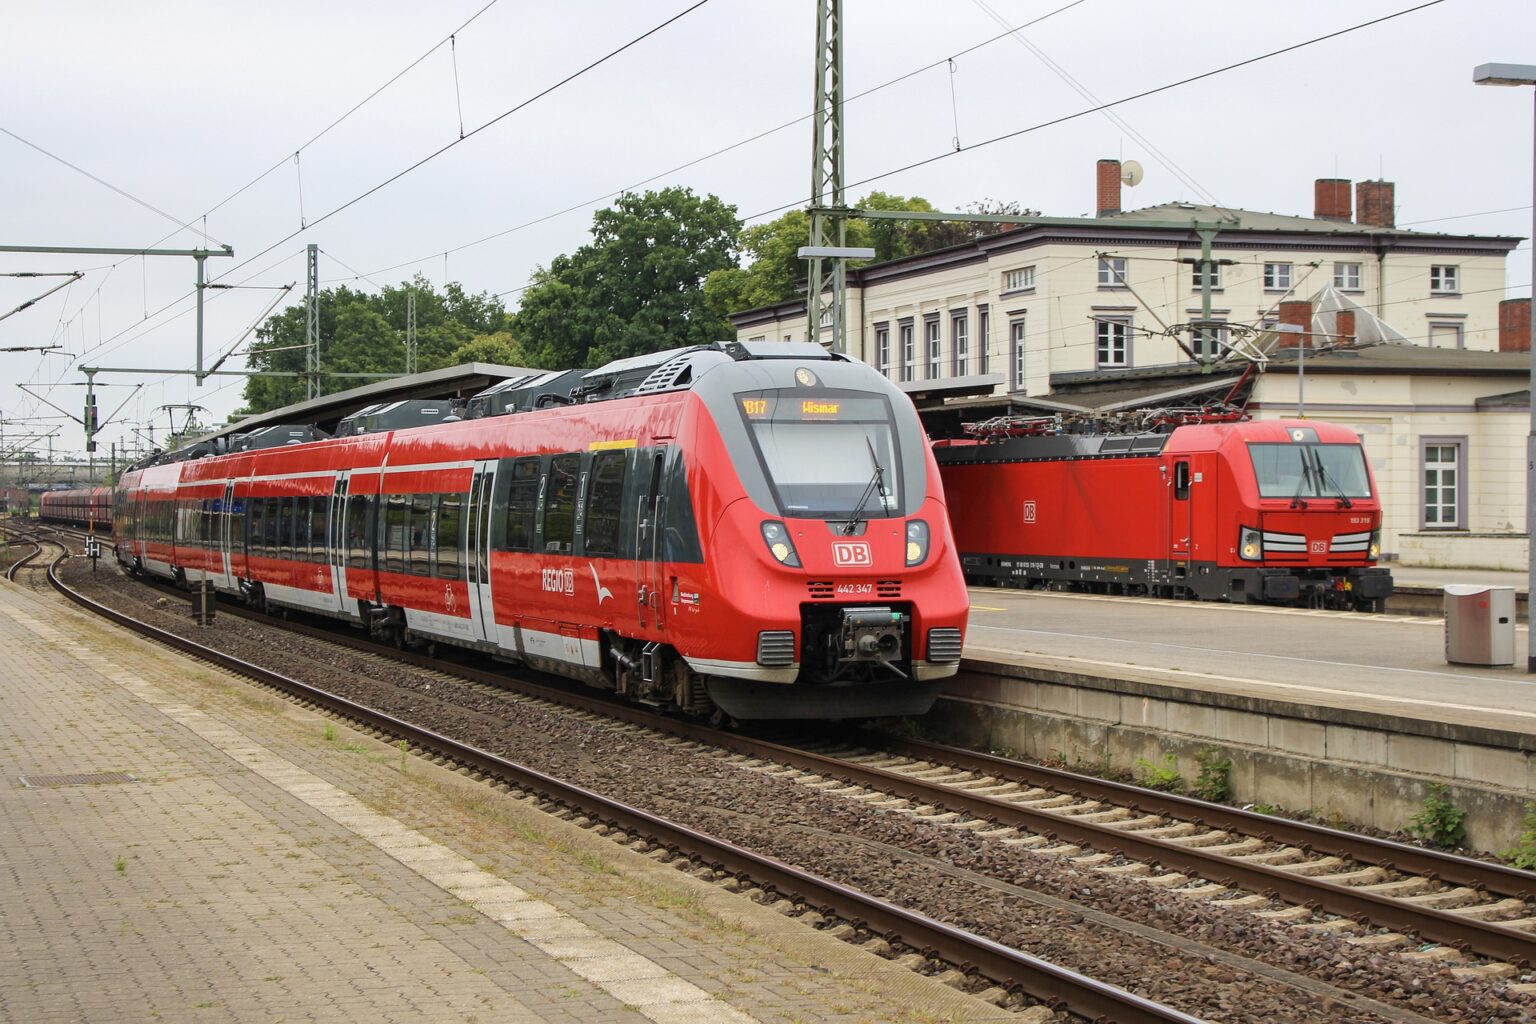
[836,582,874,596]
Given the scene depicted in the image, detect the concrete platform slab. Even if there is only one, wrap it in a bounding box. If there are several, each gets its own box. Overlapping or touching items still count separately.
[0,580,1014,1024]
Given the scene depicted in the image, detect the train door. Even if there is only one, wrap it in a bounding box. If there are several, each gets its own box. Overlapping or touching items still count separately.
[633,448,668,631]
[218,482,236,588]
[1169,458,1193,572]
[326,474,350,614]
[465,459,498,644]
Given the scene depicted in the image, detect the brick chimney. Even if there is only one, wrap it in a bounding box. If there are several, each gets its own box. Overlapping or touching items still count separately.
[1355,180,1396,228]
[1096,159,1121,217]
[1501,297,1532,353]
[1334,309,1356,346]
[1314,178,1352,221]
[1276,300,1312,349]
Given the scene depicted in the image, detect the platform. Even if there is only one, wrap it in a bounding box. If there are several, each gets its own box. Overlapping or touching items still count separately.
[949,586,1536,850]
[0,580,1011,1024]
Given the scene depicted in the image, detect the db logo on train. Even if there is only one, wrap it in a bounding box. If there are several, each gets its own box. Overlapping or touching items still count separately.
[1022,501,1037,523]
[832,541,873,567]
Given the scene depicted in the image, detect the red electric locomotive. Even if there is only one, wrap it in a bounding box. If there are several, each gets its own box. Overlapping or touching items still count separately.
[115,342,969,719]
[934,418,1391,610]
[39,486,114,530]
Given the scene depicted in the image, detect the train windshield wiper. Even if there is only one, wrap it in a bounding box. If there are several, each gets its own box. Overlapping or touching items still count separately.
[1311,450,1353,509]
[843,437,889,535]
[1289,453,1313,510]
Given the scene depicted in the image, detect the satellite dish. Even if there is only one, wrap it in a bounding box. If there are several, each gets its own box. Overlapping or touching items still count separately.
[1121,159,1144,187]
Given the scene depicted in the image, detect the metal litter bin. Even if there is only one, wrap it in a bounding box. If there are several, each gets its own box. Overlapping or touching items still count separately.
[1444,585,1516,667]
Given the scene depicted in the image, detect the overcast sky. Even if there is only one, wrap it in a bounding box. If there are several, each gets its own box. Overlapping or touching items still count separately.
[3,0,1533,458]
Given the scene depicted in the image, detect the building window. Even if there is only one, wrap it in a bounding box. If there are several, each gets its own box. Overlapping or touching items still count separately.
[899,319,914,382]
[1191,321,1227,360]
[1427,322,1464,349]
[977,306,990,375]
[874,324,891,377]
[952,313,969,376]
[1095,318,1130,368]
[748,335,766,343]
[1334,262,1362,290]
[1422,440,1464,529]
[1003,266,1035,292]
[1263,262,1292,291]
[1191,263,1221,291]
[1430,265,1460,294]
[925,315,941,379]
[1009,318,1026,390]
[1097,257,1128,288]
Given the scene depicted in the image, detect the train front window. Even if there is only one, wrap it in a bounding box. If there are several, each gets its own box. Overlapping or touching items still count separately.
[736,389,903,519]
[1249,443,1372,499]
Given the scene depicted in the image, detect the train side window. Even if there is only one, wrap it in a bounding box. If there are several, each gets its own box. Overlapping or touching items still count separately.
[542,454,581,554]
[662,452,704,564]
[275,499,293,560]
[346,494,370,569]
[311,496,329,562]
[436,493,463,580]
[410,494,433,575]
[584,451,627,558]
[501,458,541,552]
[384,494,408,575]
[1174,461,1190,500]
[248,499,264,556]
[265,498,281,551]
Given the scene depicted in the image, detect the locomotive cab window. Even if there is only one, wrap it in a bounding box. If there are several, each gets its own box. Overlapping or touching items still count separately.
[735,389,904,520]
[1249,443,1373,499]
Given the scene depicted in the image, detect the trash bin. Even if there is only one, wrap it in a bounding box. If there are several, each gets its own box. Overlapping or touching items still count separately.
[1444,585,1516,667]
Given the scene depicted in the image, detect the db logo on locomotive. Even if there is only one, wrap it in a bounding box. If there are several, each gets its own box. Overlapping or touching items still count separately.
[832,541,873,567]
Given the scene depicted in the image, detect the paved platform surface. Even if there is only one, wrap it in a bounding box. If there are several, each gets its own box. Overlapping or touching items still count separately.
[0,579,1012,1024]
[963,586,1536,737]
[1391,565,1527,593]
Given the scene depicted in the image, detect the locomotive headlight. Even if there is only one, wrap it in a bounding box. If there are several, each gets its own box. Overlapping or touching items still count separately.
[760,521,801,567]
[1369,530,1381,560]
[1238,526,1262,561]
[905,520,930,566]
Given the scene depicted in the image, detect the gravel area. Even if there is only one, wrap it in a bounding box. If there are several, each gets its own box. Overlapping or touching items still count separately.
[60,558,1536,1024]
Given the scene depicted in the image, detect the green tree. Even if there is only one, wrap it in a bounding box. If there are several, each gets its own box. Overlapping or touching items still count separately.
[239,277,512,414]
[447,331,532,367]
[703,193,1034,319]
[512,187,742,368]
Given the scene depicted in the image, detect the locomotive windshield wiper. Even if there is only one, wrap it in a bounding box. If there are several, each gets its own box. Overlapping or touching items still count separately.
[843,437,889,535]
[1289,454,1313,510]
[1311,451,1353,509]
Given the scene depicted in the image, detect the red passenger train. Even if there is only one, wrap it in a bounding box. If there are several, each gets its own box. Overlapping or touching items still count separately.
[39,486,114,529]
[934,418,1391,610]
[112,342,970,719]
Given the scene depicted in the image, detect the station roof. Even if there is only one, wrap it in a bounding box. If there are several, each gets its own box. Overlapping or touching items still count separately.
[205,362,541,441]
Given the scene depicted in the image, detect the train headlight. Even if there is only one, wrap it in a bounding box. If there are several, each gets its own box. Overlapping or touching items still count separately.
[760,521,800,567]
[1368,530,1381,560]
[905,520,930,566]
[1238,526,1262,562]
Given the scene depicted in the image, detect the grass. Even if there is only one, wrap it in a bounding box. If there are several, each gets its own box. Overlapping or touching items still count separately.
[115,855,126,873]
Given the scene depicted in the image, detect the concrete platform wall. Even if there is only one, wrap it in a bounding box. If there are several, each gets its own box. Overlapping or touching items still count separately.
[932,660,1535,853]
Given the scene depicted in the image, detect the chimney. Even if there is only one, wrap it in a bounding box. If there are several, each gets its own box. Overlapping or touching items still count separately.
[1314,178,1352,221]
[1501,297,1532,353]
[1334,309,1356,347]
[1355,180,1396,228]
[1276,300,1312,349]
[1096,159,1121,217]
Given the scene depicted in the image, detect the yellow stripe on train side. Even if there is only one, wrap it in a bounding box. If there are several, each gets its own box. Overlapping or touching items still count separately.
[588,439,638,451]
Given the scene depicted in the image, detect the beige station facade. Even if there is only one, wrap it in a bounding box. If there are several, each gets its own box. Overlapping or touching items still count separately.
[729,165,1530,569]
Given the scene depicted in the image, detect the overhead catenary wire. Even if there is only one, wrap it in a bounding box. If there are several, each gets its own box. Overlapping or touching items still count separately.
[743,0,1449,224]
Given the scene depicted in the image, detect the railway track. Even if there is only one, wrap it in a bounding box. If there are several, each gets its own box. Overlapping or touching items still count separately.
[75,561,1536,987]
[44,554,1219,1024]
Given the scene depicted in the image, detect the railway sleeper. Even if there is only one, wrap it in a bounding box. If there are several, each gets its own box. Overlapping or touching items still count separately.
[1140,872,1192,889]
[1396,885,1480,909]
[1446,898,1533,920]
[1346,932,1412,949]
[1269,856,1347,876]
[1452,962,1521,980]
[1162,829,1231,847]
[1256,905,1315,922]
[1095,862,1152,877]
[1177,882,1231,898]
[1312,865,1389,886]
